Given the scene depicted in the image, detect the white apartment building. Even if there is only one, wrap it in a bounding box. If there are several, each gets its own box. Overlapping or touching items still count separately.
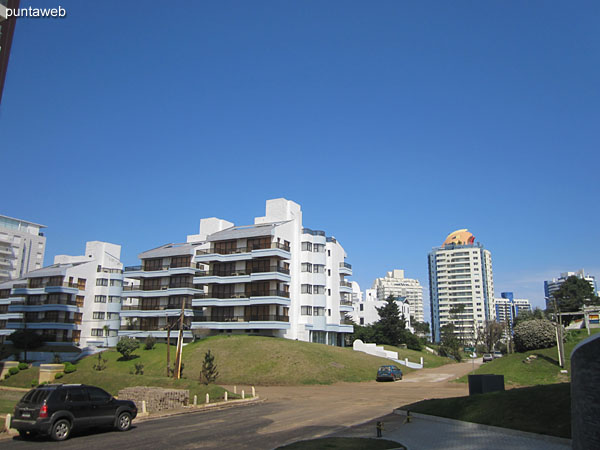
[352,286,412,331]
[428,229,495,344]
[0,214,47,283]
[122,199,354,346]
[544,270,597,309]
[0,241,123,352]
[373,269,424,323]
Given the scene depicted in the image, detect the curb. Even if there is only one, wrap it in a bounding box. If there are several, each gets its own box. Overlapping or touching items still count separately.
[136,396,263,422]
[393,409,572,445]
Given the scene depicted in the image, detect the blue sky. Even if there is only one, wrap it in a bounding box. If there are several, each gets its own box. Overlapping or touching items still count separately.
[2,1,598,318]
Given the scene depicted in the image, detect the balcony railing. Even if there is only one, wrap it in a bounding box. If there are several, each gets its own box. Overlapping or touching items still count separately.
[339,262,352,269]
[9,318,81,325]
[125,263,204,272]
[194,315,289,323]
[121,304,189,311]
[340,299,353,306]
[197,290,290,299]
[16,282,80,290]
[302,228,326,236]
[196,242,291,256]
[196,266,290,277]
[123,283,201,291]
[340,281,353,288]
[14,300,81,307]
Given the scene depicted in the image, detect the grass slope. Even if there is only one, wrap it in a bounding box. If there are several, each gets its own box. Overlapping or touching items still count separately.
[403,383,571,438]
[456,329,599,386]
[0,389,25,415]
[382,345,455,368]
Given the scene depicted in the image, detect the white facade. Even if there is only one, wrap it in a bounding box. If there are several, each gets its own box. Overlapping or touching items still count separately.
[372,269,425,323]
[544,270,597,309]
[352,287,412,331]
[0,241,123,349]
[0,214,47,283]
[122,199,354,346]
[428,229,495,344]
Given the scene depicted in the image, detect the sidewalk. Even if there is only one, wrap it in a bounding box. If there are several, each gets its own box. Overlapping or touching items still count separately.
[331,411,571,450]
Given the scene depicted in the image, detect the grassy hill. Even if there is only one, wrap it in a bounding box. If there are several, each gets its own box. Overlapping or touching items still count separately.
[382,345,455,368]
[456,328,599,386]
[1,335,425,397]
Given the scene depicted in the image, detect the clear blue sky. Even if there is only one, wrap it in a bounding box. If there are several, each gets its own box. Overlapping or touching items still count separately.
[2,1,598,319]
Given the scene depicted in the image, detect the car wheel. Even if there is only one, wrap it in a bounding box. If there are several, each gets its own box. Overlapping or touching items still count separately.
[51,419,71,441]
[116,412,132,431]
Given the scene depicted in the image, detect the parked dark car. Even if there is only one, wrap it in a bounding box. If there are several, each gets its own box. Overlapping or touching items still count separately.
[376,365,403,381]
[12,384,137,441]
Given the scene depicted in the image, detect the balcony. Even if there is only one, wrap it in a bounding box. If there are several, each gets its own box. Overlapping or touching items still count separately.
[198,290,289,300]
[195,243,291,263]
[339,262,352,276]
[340,299,353,306]
[123,282,201,291]
[13,282,81,295]
[194,315,289,323]
[302,228,326,237]
[124,263,204,277]
[195,266,291,284]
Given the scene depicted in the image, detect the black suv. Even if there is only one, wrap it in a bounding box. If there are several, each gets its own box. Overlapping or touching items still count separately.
[12,384,137,441]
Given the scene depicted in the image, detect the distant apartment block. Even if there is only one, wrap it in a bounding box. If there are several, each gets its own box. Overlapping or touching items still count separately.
[372,269,424,323]
[352,286,412,331]
[0,214,47,283]
[544,270,597,309]
[121,199,354,346]
[494,292,531,335]
[0,241,123,350]
[428,229,495,344]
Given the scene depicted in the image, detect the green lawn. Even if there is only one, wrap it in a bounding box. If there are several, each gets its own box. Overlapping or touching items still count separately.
[276,437,404,449]
[0,389,25,415]
[402,383,571,438]
[456,329,599,386]
[1,366,39,388]
[382,345,455,368]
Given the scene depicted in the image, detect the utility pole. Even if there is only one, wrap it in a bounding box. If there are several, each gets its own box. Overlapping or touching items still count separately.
[174,298,185,379]
[166,314,171,377]
[551,297,565,368]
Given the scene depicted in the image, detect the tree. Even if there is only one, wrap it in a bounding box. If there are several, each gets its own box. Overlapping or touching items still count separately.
[513,319,560,352]
[479,320,504,352]
[373,296,406,346]
[10,330,45,362]
[201,350,219,385]
[552,276,600,313]
[412,321,431,339]
[439,323,462,362]
[116,337,139,360]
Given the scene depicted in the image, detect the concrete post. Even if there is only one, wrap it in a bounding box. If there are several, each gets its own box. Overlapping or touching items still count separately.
[224,391,228,401]
[252,386,256,397]
[405,358,408,366]
[193,395,197,406]
[233,386,237,394]
[206,393,209,404]
[142,400,147,414]
[420,357,424,366]
[5,414,11,432]
[242,390,245,399]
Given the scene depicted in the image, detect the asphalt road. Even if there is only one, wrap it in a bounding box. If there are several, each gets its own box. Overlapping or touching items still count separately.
[2,360,480,449]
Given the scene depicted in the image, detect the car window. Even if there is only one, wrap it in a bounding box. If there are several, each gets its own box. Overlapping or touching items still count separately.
[87,387,111,402]
[51,390,68,403]
[67,388,88,402]
[20,389,52,404]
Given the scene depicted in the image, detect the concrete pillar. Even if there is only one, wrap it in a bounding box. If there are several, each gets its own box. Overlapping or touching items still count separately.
[420,357,424,366]
[206,393,210,404]
[252,386,256,397]
[405,358,408,366]
[224,391,228,401]
[572,333,600,449]
[141,400,147,414]
[242,390,245,399]
[5,414,11,432]
[233,386,237,394]
[193,395,197,406]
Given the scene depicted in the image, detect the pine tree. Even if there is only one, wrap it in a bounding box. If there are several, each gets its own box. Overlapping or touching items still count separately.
[374,295,406,346]
[201,350,219,385]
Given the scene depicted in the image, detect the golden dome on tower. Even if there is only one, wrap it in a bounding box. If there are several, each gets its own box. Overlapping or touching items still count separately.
[443,229,475,246]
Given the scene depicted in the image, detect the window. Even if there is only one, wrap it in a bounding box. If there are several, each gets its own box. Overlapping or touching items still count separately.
[313,244,325,253]
[313,264,325,274]
[108,312,119,320]
[67,388,88,403]
[170,255,191,268]
[301,306,313,315]
[94,295,107,303]
[314,307,325,316]
[92,312,105,320]
[109,296,121,303]
[313,285,325,295]
[301,242,313,252]
[328,269,331,276]
[110,279,122,287]
[327,250,331,257]
[91,329,104,336]
[360,318,364,325]
[301,263,313,273]
[87,387,111,402]
[360,304,364,311]
[96,278,108,286]
[301,284,313,294]
[328,289,331,296]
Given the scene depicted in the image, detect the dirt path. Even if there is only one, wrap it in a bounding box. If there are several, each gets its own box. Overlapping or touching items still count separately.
[225,359,482,436]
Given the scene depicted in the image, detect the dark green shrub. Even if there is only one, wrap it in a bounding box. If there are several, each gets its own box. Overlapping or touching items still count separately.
[55,372,64,379]
[63,362,77,373]
[144,335,156,350]
[8,367,19,375]
[18,362,29,370]
[116,338,139,360]
[134,362,144,375]
[31,380,37,387]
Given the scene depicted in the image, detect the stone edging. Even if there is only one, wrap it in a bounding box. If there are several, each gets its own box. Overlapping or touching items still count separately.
[393,409,572,445]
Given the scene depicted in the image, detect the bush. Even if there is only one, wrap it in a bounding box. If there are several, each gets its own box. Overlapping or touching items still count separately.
[116,337,140,360]
[5,373,11,380]
[144,335,156,350]
[134,362,144,375]
[31,380,37,387]
[55,372,64,380]
[63,362,77,374]
[18,362,29,370]
[513,319,560,352]
[8,367,19,376]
